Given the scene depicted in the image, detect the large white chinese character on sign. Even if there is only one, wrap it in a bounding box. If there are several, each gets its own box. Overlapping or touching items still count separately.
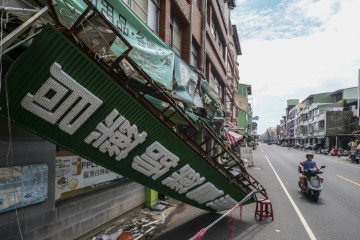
[21,63,103,135]
[132,142,179,180]
[206,195,238,211]
[186,182,224,204]
[85,109,147,161]
[162,164,205,194]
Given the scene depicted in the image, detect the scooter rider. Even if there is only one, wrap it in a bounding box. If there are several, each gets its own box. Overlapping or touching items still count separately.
[299,153,324,189]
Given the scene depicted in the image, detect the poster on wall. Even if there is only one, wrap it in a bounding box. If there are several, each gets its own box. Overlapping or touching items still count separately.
[55,152,124,200]
[0,164,48,214]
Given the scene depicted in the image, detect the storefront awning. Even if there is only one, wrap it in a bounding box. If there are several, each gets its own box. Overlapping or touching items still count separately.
[225,131,243,144]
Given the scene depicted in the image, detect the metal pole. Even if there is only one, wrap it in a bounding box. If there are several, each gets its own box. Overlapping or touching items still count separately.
[0,7,40,13]
[201,0,207,74]
[358,69,360,126]
[0,6,49,50]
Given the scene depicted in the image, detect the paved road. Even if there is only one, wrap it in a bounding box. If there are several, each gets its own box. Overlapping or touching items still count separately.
[153,143,360,240]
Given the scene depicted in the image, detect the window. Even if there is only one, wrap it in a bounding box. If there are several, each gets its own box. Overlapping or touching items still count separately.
[130,0,148,23]
[209,72,216,91]
[218,41,222,54]
[122,0,130,5]
[215,78,222,95]
[122,0,159,34]
[219,0,224,14]
[211,21,225,59]
[148,0,160,33]
[191,43,198,68]
[194,0,201,9]
[224,2,230,26]
[210,71,222,96]
[225,95,231,111]
[170,16,182,55]
[211,23,215,37]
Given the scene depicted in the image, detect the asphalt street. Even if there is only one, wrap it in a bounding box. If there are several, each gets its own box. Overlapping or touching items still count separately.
[153,143,360,240]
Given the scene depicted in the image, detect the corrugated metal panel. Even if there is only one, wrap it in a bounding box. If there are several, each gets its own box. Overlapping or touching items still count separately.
[0,25,255,211]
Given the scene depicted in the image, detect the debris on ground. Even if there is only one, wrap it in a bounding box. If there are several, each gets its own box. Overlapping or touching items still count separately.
[89,200,178,240]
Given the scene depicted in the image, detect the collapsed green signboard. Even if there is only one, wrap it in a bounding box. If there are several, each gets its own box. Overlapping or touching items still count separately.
[0,25,252,211]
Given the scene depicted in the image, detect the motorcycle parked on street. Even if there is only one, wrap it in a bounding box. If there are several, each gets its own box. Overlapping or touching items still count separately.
[316,147,328,155]
[349,150,360,164]
[298,163,325,202]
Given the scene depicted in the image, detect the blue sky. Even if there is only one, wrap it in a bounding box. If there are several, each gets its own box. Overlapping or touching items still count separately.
[231,0,360,134]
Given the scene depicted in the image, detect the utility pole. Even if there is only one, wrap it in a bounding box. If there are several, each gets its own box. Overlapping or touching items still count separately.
[358,69,360,126]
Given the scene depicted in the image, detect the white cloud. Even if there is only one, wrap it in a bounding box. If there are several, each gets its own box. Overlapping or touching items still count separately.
[285,0,340,23]
[234,0,360,133]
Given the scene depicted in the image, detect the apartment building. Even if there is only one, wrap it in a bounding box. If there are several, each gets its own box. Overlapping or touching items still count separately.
[0,1,252,240]
[279,87,359,150]
[124,0,241,124]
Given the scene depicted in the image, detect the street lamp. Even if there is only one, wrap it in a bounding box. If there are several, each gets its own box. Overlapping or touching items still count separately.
[248,97,253,136]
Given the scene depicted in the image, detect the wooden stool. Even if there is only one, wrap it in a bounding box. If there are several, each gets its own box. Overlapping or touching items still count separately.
[255,199,274,221]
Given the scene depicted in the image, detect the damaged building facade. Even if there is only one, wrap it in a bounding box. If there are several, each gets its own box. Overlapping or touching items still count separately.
[0,1,265,240]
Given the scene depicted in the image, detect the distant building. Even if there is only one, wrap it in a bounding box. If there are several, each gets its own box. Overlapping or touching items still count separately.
[279,87,359,150]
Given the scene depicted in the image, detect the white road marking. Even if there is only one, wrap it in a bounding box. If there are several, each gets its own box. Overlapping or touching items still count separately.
[265,155,317,240]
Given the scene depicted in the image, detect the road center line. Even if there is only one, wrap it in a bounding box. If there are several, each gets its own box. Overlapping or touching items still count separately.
[322,157,360,168]
[265,155,316,240]
[336,175,360,187]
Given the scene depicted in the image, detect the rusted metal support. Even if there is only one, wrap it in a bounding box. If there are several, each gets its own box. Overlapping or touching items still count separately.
[46,0,61,26]
[69,7,92,32]
[1,6,49,50]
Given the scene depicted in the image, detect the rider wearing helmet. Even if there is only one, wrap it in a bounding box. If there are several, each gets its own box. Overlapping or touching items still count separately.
[299,153,324,189]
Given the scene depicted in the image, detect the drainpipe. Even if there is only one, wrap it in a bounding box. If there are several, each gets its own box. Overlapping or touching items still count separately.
[189,0,193,62]
[201,0,207,75]
[335,135,338,149]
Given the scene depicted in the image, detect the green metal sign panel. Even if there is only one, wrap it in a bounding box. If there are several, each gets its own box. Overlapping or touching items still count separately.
[0,26,252,211]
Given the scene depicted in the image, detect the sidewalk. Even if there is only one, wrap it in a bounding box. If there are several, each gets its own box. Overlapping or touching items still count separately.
[78,149,356,240]
[76,198,207,240]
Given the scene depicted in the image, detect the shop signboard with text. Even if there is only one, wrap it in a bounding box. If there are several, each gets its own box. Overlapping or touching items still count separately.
[0,25,253,211]
[55,151,124,200]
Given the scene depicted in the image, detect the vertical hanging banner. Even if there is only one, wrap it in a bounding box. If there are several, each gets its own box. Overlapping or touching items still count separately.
[173,56,201,107]
[0,25,254,211]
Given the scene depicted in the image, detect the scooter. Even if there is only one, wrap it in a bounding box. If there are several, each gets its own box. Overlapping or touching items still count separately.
[298,164,325,202]
[316,145,329,155]
[349,151,359,164]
